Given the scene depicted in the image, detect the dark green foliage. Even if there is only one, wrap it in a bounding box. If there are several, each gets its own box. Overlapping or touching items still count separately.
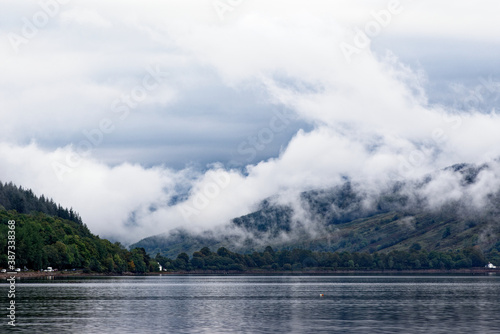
[142,245,493,272]
[232,200,293,236]
[442,226,451,239]
[130,248,148,273]
[200,247,212,256]
[176,252,189,264]
[0,181,82,224]
[300,182,369,225]
[0,209,155,273]
[410,243,422,251]
[130,229,220,259]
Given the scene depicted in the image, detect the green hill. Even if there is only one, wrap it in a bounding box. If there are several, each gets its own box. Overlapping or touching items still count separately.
[0,209,140,272]
[0,182,156,273]
[0,181,82,224]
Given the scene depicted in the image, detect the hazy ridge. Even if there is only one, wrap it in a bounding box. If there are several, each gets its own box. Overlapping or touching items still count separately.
[132,162,500,258]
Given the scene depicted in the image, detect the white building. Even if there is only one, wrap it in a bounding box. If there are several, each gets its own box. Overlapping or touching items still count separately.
[158,262,163,272]
[486,262,496,269]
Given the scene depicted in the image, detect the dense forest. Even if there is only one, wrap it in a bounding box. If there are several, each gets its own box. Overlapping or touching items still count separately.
[155,245,500,272]
[0,209,157,273]
[0,181,82,224]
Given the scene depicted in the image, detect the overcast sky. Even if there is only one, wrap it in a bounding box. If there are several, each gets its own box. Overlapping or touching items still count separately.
[1,0,500,244]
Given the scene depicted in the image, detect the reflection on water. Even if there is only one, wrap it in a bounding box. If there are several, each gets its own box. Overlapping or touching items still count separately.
[1,275,500,333]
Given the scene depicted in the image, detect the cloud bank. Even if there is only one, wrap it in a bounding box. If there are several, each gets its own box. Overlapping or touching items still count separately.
[1,0,500,243]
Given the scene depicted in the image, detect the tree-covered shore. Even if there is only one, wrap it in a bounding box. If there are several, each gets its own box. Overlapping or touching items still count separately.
[2,207,499,275]
[0,209,159,273]
[1,267,498,280]
[154,245,500,273]
[1,178,499,275]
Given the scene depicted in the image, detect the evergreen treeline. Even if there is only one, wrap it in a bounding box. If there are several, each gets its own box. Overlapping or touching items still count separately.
[0,181,82,224]
[0,210,158,273]
[155,244,500,272]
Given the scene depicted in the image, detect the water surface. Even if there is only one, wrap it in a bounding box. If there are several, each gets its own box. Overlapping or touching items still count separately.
[2,275,499,333]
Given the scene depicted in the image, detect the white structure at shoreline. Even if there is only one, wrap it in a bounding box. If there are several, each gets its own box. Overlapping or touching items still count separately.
[485,262,496,269]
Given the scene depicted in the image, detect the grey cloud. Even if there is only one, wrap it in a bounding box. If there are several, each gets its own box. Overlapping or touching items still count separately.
[1,1,500,244]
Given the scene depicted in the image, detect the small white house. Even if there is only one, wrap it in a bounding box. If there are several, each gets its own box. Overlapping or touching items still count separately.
[158,262,163,272]
[486,262,496,269]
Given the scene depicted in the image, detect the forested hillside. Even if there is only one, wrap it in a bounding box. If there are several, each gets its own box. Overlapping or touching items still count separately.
[0,209,158,273]
[0,181,82,224]
[0,181,158,273]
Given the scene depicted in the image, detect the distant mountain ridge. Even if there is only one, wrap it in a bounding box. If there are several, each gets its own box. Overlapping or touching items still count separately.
[131,162,500,258]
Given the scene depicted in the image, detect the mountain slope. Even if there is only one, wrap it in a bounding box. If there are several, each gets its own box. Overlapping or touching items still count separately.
[132,163,500,258]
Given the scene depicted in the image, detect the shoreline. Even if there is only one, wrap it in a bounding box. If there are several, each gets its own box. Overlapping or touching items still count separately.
[1,268,499,279]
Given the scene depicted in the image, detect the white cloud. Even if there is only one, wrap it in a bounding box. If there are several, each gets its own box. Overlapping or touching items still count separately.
[60,8,112,27]
[1,0,500,243]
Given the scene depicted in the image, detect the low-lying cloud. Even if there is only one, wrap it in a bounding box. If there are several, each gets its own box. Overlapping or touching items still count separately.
[1,1,500,244]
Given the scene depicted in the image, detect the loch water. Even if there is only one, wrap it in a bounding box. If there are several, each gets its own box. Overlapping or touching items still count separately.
[2,275,500,333]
